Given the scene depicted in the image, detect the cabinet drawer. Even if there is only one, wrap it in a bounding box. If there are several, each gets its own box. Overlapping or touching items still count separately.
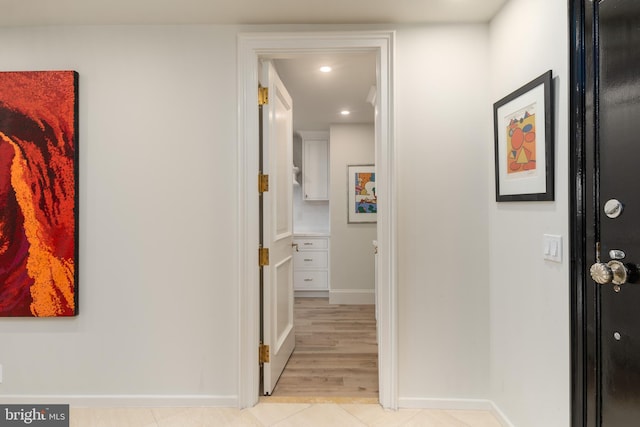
[294,251,328,269]
[294,271,328,290]
[293,238,328,250]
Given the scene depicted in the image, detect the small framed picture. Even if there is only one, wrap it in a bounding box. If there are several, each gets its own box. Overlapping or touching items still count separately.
[347,164,376,223]
[493,70,554,202]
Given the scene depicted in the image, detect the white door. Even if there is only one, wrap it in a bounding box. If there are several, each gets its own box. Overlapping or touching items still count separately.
[260,60,295,395]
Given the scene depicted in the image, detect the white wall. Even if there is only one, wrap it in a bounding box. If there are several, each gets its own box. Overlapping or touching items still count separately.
[329,124,376,301]
[0,20,572,422]
[395,25,491,401]
[489,1,570,425]
[0,26,239,402]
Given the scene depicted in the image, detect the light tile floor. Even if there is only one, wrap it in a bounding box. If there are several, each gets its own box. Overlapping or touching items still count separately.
[70,403,503,426]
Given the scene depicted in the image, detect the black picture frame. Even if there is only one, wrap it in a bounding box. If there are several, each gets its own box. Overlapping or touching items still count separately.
[493,70,554,202]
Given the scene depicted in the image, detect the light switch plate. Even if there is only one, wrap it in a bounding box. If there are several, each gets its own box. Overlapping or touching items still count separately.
[543,234,562,263]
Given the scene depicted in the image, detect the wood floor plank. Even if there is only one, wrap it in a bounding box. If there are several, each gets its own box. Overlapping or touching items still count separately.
[270,297,379,398]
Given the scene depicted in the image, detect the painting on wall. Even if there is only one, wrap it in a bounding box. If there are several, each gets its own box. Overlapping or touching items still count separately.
[493,70,554,202]
[0,71,79,317]
[347,164,376,223]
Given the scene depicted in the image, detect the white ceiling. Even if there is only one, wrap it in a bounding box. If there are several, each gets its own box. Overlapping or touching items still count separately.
[273,54,376,133]
[0,0,507,26]
[1,0,508,133]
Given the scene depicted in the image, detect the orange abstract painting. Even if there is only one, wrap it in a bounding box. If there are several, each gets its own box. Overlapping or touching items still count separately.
[0,71,78,317]
[354,172,376,214]
[506,106,536,174]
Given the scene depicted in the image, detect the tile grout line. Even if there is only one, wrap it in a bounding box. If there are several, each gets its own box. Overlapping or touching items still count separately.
[253,402,312,426]
[396,409,428,427]
[335,403,371,427]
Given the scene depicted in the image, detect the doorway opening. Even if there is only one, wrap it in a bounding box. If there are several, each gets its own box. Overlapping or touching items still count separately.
[237,31,397,409]
[266,54,378,399]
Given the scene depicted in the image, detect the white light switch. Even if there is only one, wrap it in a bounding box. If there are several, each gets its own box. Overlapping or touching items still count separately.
[543,234,562,263]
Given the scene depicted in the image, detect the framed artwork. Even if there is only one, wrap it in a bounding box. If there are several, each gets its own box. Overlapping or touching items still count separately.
[347,164,376,223]
[0,71,79,317]
[493,70,554,202]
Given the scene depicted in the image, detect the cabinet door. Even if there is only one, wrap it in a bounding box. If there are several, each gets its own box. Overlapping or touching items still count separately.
[293,237,328,250]
[293,251,328,269]
[302,138,329,200]
[294,271,328,290]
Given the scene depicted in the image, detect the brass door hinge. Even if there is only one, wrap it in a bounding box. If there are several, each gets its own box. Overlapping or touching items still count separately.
[258,86,269,106]
[259,247,269,266]
[259,343,270,364]
[259,173,269,194]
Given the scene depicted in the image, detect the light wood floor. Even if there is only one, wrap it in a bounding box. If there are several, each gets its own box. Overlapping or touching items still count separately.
[270,297,379,398]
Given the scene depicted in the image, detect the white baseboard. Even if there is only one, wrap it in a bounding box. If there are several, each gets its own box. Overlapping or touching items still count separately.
[329,289,375,304]
[294,290,329,298]
[0,395,238,408]
[398,398,513,427]
[489,400,515,427]
[398,397,494,410]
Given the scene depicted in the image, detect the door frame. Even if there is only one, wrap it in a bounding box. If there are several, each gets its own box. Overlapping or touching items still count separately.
[569,0,594,425]
[236,30,397,409]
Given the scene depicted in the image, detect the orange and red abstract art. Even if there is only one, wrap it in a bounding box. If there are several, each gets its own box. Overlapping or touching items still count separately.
[354,172,376,214]
[0,71,78,317]
[506,108,537,174]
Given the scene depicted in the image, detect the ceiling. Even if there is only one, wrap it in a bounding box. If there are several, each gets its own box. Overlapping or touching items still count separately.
[1,0,508,134]
[0,0,508,26]
[273,54,376,133]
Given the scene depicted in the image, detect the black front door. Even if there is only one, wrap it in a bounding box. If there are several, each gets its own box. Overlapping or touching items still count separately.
[574,1,640,425]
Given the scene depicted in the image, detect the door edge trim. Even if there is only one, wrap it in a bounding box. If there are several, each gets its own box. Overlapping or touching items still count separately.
[569,0,588,426]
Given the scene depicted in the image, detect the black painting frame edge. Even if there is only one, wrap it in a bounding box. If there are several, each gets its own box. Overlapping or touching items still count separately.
[493,70,555,202]
[72,70,80,316]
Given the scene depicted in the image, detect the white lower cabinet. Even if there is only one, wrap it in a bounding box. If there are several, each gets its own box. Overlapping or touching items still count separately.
[293,235,329,291]
[293,271,328,290]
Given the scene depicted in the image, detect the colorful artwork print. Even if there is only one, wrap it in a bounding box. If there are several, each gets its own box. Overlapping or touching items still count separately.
[506,104,536,174]
[0,71,78,317]
[354,172,376,214]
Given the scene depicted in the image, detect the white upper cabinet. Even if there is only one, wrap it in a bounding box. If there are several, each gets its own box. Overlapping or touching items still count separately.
[300,131,329,201]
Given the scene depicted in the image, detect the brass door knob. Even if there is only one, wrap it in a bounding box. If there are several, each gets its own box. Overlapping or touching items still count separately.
[590,262,613,285]
[590,260,634,285]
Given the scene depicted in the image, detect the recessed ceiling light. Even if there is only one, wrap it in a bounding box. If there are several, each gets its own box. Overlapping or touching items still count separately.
[340,110,350,116]
[320,66,332,73]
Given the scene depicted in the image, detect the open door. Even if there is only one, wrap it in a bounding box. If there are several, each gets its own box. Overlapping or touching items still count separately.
[259,60,295,395]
